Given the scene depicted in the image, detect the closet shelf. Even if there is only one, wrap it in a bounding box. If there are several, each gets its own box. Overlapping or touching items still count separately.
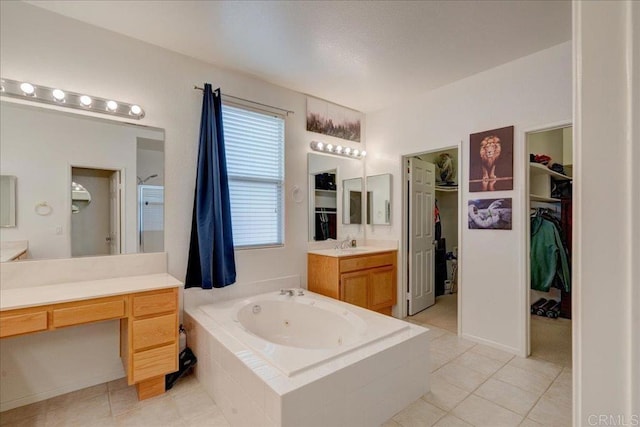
[530,194,560,203]
[435,186,458,193]
[315,189,337,194]
[529,163,571,181]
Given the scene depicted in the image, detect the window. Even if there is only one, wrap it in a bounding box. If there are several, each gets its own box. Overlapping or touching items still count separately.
[222,103,285,248]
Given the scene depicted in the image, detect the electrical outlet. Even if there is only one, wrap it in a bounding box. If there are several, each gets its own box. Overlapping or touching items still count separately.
[55,226,63,235]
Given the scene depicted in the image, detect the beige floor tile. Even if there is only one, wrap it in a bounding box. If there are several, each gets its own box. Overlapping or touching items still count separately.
[393,399,447,427]
[508,357,563,381]
[108,386,141,417]
[452,395,523,427]
[432,363,490,392]
[431,334,476,358]
[1,414,46,427]
[171,386,219,421]
[530,316,572,367]
[527,395,572,426]
[114,394,182,427]
[469,344,515,363]
[382,420,402,427]
[423,325,451,341]
[452,351,507,376]
[430,347,458,372]
[183,405,230,427]
[433,414,473,427]
[493,364,554,396]
[422,376,470,411]
[45,383,107,412]
[474,378,540,415]
[543,376,572,409]
[519,418,544,427]
[0,401,47,426]
[44,394,111,427]
[107,377,129,392]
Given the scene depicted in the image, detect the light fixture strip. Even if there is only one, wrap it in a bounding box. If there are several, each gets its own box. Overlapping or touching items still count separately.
[309,140,366,159]
[0,78,145,120]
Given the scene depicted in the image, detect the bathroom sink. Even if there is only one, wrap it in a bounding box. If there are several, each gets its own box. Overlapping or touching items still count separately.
[308,246,395,257]
[334,248,369,255]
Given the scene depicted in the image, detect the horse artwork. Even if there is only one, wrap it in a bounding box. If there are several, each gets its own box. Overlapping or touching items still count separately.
[469,126,514,192]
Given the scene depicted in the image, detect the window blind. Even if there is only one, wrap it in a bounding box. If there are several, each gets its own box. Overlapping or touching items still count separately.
[222,103,285,248]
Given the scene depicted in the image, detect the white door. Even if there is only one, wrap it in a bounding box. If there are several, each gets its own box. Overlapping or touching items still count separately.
[108,171,121,254]
[408,158,436,315]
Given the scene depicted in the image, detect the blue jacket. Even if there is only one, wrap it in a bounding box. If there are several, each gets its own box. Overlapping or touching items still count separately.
[530,216,570,292]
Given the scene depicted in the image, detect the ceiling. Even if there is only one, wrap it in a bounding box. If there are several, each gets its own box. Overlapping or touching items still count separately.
[27,0,571,113]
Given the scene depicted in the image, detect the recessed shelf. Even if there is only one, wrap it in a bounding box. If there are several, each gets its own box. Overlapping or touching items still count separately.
[530,194,560,203]
[529,163,571,181]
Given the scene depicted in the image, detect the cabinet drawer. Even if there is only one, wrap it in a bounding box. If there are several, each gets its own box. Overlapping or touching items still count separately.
[0,310,48,338]
[132,343,177,383]
[132,313,177,351]
[52,298,125,328]
[339,252,395,273]
[133,290,177,318]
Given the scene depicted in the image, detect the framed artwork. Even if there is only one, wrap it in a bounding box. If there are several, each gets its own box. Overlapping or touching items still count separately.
[469,126,514,192]
[468,198,512,230]
[306,96,362,142]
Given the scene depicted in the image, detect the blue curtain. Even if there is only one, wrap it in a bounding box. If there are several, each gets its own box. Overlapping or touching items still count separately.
[185,84,236,289]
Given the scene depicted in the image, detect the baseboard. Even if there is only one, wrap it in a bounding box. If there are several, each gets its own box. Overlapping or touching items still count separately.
[460,333,521,356]
[0,369,125,412]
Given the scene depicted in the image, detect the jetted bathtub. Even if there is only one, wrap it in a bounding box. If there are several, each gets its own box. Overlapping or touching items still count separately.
[185,289,430,427]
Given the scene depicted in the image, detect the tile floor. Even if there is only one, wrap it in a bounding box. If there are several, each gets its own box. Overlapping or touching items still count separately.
[1,293,572,427]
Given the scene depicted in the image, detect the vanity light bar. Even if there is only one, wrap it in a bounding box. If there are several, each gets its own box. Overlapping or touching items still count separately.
[0,78,145,120]
[309,141,367,159]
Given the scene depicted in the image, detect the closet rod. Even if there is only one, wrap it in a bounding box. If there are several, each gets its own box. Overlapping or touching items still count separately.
[193,86,294,116]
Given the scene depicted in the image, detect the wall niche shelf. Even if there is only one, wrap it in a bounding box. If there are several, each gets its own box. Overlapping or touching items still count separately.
[529,163,571,202]
[435,186,458,193]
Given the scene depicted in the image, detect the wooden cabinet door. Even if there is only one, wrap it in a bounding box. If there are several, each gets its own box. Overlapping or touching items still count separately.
[340,271,369,309]
[369,266,396,310]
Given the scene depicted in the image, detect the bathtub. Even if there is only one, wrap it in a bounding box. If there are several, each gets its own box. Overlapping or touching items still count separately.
[185,289,430,427]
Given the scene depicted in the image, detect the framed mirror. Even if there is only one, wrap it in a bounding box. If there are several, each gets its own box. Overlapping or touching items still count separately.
[308,153,363,241]
[366,173,392,225]
[0,101,165,260]
[0,175,17,227]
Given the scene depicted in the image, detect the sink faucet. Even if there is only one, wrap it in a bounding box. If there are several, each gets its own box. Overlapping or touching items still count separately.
[279,289,294,296]
[336,235,351,250]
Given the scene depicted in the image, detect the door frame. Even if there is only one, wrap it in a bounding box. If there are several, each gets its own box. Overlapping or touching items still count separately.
[68,164,126,256]
[522,120,572,357]
[401,141,463,335]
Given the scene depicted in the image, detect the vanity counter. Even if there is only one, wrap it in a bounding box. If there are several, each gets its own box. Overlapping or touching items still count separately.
[0,273,181,311]
[0,240,28,263]
[307,246,395,258]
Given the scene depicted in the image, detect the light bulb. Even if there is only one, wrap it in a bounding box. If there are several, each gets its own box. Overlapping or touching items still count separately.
[361,151,367,157]
[52,89,65,102]
[336,145,343,154]
[353,149,360,157]
[80,95,92,106]
[316,142,324,151]
[20,82,35,95]
[326,144,333,152]
[130,105,142,115]
[344,147,352,155]
[106,100,118,111]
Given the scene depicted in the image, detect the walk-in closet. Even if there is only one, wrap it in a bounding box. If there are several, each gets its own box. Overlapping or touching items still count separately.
[527,126,572,366]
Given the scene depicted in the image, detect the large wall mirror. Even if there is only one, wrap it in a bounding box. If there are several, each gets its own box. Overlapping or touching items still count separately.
[308,153,363,241]
[0,101,165,261]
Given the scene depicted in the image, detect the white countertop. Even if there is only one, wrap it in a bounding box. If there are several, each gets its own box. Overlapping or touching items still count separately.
[0,241,28,263]
[0,273,182,311]
[307,246,397,258]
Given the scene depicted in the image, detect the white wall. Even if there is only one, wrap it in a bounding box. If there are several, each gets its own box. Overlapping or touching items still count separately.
[366,42,572,354]
[0,1,352,409]
[573,0,639,423]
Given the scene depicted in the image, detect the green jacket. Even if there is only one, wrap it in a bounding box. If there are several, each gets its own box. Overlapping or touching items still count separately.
[530,216,570,292]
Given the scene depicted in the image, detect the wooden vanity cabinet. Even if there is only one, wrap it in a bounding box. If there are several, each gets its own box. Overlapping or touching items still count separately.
[308,251,397,315]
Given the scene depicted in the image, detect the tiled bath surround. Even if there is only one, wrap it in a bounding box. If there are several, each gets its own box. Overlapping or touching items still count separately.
[184,280,429,427]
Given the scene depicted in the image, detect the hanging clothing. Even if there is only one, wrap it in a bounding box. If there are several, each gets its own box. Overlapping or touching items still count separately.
[434,200,442,241]
[185,84,236,289]
[530,215,570,292]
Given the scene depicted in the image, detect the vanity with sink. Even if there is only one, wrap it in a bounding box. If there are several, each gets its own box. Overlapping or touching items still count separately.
[307,247,397,316]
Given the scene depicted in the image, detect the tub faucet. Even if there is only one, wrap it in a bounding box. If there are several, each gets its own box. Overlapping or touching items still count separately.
[280,289,294,296]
